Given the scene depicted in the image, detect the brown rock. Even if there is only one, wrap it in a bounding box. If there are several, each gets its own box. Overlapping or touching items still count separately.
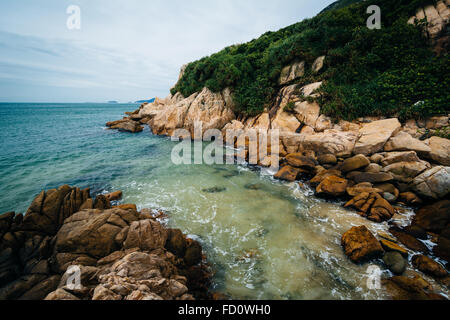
[316,176,349,197]
[274,165,301,182]
[398,192,423,205]
[340,154,370,173]
[166,229,187,258]
[390,229,428,253]
[94,195,111,210]
[434,236,450,264]
[123,219,168,251]
[380,239,409,257]
[310,169,342,186]
[184,239,203,266]
[109,120,144,133]
[368,197,395,223]
[350,172,394,184]
[341,226,384,263]
[412,255,448,278]
[105,191,123,201]
[317,154,337,165]
[383,274,445,300]
[412,200,450,234]
[285,154,317,170]
[113,204,137,212]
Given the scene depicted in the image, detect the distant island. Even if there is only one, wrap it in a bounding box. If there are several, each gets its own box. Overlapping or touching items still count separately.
[135,98,155,104]
[107,100,118,104]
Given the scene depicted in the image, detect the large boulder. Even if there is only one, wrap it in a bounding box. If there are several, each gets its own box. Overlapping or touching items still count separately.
[344,192,395,223]
[285,154,317,171]
[382,161,430,183]
[292,101,320,128]
[316,176,349,197]
[426,136,450,166]
[340,154,370,173]
[353,119,402,155]
[274,165,301,182]
[55,209,139,258]
[384,131,431,155]
[412,200,450,234]
[380,151,422,166]
[348,172,394,184]
[341,226,384,263]
[412,255,448,278]
[282,130,358,157]
[410,166,450,199]
[123,219,168,251]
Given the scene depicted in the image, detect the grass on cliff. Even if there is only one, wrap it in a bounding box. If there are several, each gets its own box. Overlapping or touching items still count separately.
[171,0,449,120]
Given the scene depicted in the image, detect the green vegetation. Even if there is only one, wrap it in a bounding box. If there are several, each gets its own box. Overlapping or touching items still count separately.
[172,0,449,120]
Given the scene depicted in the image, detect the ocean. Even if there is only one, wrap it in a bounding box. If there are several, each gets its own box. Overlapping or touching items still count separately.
[0,102,393,299]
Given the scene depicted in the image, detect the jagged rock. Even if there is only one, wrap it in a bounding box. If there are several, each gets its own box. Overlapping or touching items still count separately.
[412,255,448,278]
[123,219,168,251]
[353,119,402,155]
[105,191,123,202]
[426,136,450,166]
[340,154,370,173]
[55,209,139,258]
[0,274,47,300]
[410,166,450,199]
[274,165,301,182]
[316,176,349,197]
[108,120,143,133]
[341,226,384,263]
[345,192,395,222]
[384,131,431,155]
[166,229,187,258]
[184,240,203,267]
[383,252,407,275]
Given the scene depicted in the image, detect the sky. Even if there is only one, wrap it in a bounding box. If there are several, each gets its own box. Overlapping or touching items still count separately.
[0,0,335,103]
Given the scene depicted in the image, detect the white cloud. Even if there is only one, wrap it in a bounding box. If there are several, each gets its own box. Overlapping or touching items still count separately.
[0,0,334,102]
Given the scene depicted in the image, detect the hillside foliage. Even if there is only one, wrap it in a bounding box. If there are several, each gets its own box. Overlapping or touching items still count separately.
[171,0,449,120]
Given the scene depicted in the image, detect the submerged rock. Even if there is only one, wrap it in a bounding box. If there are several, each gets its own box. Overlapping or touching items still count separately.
[202,187,227,194]
[383,252,407,275]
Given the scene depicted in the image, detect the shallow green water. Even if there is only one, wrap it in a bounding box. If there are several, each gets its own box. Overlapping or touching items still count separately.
[0,103,398,299]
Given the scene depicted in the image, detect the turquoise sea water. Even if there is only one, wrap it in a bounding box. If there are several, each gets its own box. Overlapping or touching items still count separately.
[2,103,440,300]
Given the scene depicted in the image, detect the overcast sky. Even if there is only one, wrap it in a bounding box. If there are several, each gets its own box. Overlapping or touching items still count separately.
[0,0,334,102]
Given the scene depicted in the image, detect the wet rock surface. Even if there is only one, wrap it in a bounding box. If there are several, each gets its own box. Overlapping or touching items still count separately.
[0,186,211,300]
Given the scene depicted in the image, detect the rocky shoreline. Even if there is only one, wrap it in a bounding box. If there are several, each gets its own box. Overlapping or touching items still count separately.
[0,186,212,300]
[104,73,449,299]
